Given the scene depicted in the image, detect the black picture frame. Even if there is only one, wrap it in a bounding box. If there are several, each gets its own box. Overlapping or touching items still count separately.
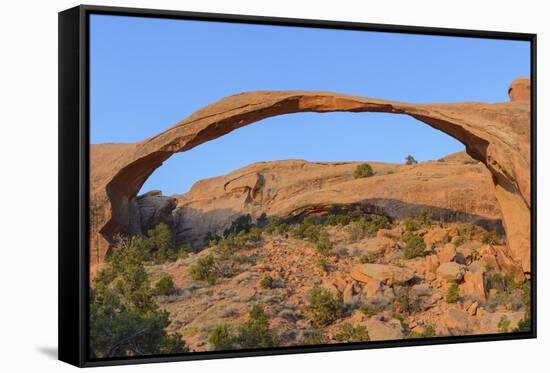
[58,4,537,368]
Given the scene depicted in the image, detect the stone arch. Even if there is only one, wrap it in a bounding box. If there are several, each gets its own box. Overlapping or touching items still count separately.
[90,81,531,274]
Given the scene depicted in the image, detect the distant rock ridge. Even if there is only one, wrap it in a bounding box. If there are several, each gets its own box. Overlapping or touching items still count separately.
[129,153,503,250]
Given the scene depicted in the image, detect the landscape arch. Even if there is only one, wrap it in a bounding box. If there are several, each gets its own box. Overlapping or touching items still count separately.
[90,78,531,275]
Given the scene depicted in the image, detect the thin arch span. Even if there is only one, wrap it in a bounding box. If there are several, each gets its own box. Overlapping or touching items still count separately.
[90,88,531,273]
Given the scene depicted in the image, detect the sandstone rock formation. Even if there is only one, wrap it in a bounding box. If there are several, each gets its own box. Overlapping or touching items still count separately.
[141,153,501,251]
[508,77,531,102]
[350,263,416,285]
[90,80,531,274]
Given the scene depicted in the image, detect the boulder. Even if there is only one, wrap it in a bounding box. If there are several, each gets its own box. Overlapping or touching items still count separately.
[350,264,415,285]
[456,246,473,265]
[479,244,524,281]
[442,308,469,333]
[436,243,457,263]
[411,284,432,298]
[320,279,340,297]
[363,280,383,299]
[366,317,404,341]
[437,262,465,282]
[377,227,402,241]
[424,227,450,248]
[424,254,440,275]
[363,236,395,255]
[461,268,486,302]
[331,272,348,293]
[364,295,391,310]
[343,282,360,306]
[467,302,478,316]
[131,190,177,234]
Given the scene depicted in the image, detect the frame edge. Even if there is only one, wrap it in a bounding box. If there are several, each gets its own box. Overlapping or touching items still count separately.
[58,5,85,367]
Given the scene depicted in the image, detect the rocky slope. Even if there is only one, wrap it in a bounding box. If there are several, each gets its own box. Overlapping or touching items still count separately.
[147,217,528,351]
[89,78,532,274]
[131,152,503,252]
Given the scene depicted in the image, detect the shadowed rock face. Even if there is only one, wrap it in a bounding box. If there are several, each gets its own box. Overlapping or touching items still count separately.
[90,81,531,274]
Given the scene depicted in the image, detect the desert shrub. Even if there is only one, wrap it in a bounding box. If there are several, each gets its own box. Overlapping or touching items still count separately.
[128,223,193,263]
[386,170,396,175]
[224,214,253,236]
[403,209,431,232]
[214,228,263,258]
[415,209,431,226]
[130,223,181,263]
[369,215,391,234]
[498,315,511,333]
[392,311,405,322]
[176,243,193,259]
[256,213,269,228]
[348,220,366,241]
[263,216,290,236]
[359,251,380,264]
[402,232,426,259]
[457,222,491,243]
[305,287,343,327]
[408,325,436,339]
[482,230,502,245]
[394,288,422,314]
[445,283,460,303]
[260,275,274,289]
[515,317,531,332]
[209,306,276,350]
[148,223,177,262]
[514,281,531,332]
[359,305,378,317]
[246,227,263,243]
[235,305,277,349]
[304,328,328,345]
[403,218,420,232]
[324,214,353,226]
[209,324,234,351]
[292,216,317,239]
[405,155,418,165]
[485,271,520,294]
[353,163,374,179]
[152,275,176,296]
[334,323,369,342]
[317,257,331,272]
[458,222,476,240]
[452,235,466,246]
[189,254,216,284]
[292,218,333,255]
[204,231,221,246]
[264,216,284,234]
[315,231,333,256]
[347,216,390,241]
[90,238,187,358]
[276,223,290,235]
[232,255,257,265]
[303,224,323,243]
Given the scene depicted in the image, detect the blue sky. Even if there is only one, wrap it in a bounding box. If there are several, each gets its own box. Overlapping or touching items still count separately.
[90,15,530,195]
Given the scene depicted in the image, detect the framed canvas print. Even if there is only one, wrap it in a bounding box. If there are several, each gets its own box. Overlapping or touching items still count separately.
[58,5,537,367]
